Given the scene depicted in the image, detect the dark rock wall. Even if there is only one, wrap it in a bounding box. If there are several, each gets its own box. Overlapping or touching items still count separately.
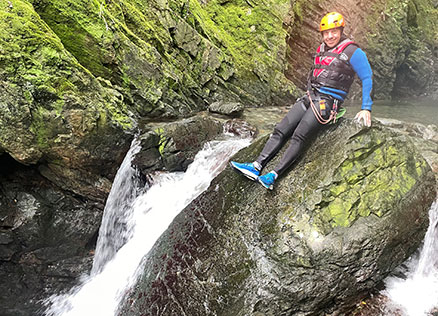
[284,0,438,100]
[0,156,100,316]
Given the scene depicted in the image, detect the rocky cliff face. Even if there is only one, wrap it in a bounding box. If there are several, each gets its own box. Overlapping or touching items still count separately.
[28,0,298,119]
[1,3,133,314]
[284,0,438,99]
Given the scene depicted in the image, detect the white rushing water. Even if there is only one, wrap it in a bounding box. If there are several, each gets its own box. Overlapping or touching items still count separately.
[44,135,251,316]
[92,138,142,275]
[385,200,438,316]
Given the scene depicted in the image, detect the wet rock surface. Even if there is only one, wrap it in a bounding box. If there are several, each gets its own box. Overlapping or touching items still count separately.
[133,116,224,174]
[120,119,436,316]
[208,101,244,116]
[223,118,258,139]
[376,118,438,180]
[0,158,100,316]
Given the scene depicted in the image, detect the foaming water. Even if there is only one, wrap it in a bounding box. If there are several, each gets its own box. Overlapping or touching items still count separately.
[384,200,438,316]
[44,136,251,316]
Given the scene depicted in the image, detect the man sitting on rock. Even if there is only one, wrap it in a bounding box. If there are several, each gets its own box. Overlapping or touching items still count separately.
[230,11,373,190]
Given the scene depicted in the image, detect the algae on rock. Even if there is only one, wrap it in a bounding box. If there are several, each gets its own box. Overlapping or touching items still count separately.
[28,0,299,119]
[0,0,131,159]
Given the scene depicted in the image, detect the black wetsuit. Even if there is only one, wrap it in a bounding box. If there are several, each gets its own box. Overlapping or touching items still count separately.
[255,92,335,175]
[254,37,373,177]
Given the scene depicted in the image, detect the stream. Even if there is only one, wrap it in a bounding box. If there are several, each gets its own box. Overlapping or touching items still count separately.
[44,100,437,316]
[44,135,251,316]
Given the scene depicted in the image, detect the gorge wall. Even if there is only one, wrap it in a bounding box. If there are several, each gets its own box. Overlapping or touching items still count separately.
[1,0,438,315]
[284,0,438,99]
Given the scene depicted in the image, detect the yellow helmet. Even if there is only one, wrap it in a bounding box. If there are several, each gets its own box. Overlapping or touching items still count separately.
[320,12,345,32]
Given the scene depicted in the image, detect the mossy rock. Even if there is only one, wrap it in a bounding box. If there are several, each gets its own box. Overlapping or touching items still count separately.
[0,0,133,195]
[27,0,299,120]
[133,115,224,174]
[120,119,436,315]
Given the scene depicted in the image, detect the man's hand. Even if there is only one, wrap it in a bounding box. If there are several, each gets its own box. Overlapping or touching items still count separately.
[354,110,372,127]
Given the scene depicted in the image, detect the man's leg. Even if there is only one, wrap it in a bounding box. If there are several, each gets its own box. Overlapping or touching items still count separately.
[255,97,308,169]
[231,96,309,183]
[272,106,324,176]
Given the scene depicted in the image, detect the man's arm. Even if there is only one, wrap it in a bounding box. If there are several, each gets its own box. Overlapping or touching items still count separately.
[350,48,373,126]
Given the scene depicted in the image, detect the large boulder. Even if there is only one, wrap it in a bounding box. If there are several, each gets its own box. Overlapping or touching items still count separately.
[120,119,436,316]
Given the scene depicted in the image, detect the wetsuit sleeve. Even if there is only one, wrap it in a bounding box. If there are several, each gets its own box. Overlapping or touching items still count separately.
[350,48,373,111]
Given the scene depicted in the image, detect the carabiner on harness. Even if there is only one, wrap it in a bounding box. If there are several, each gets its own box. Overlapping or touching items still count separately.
[307,90,339,125]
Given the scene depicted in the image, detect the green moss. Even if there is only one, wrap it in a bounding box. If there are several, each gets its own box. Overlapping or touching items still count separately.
[183,0,298,98]
[30,0,113,79]
[296,256,312,268]
[329,182,348,197]
[119,0,173,52]
[1,0,133,157]
[26,0,299,119]
[409,0,438,43]
[154,128,167,155]
[315,134,428,230]
[363,0,438,97]
[187,0,288,72]
[29,107,64,150]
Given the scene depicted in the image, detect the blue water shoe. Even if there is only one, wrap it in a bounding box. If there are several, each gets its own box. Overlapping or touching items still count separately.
[258,171,277,190]
[230,161,260,181]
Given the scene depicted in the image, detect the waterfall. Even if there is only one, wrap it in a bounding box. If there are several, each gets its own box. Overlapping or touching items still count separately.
[384,200,438,316]
[44,135,251,316]
[92,138,142,275]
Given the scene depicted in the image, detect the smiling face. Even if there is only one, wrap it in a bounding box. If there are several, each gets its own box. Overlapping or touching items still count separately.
[322,27,342,48]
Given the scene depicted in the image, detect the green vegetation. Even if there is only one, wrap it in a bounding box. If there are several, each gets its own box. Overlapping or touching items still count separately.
[187,0,288,70]
[185,0,298,97]
[0,0,132,163]
[27,0,298,118]
[364,0,438,98]
[315,134,428,230]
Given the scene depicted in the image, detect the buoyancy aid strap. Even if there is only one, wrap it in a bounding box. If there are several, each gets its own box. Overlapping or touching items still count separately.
[312,77,354,92]
[332,39,355,53]
[313,63,355,74]
[314,52,342,58]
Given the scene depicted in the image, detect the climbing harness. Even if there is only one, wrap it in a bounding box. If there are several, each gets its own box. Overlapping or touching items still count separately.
[306,90,344,125]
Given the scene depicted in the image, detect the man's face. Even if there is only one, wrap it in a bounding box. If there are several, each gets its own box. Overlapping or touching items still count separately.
[322,27,342,48]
